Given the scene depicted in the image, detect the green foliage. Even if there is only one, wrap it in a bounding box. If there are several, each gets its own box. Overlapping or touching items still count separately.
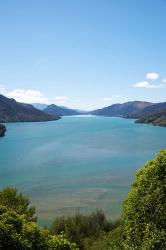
[0,205,77,250]
[89,222,124,250]
[48,233,78,250]
[0,186,36,221]
[50,210,114,249]
[123,149,166,249]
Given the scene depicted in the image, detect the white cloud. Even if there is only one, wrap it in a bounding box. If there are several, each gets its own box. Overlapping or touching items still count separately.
[133,81,157,88]
[102,94,122,102]
[146,72,159,80]
[1,87,71,105]
[54,96,69,104]
[132,72,166,89]
[6,89,49,104]
[133,81,166,89]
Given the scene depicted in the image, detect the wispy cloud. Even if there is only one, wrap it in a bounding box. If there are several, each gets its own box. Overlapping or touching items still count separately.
[133,81,166,89]
[6,89,49,104]
[102,94,122,102]
[54,96,69,104]
[133,81,157,88]
[146,72,159,80]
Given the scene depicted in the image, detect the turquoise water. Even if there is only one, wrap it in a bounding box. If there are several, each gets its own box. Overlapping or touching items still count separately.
[0,116,166,225]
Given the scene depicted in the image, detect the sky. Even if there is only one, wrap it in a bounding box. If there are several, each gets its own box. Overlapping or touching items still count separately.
[0,0,166,110]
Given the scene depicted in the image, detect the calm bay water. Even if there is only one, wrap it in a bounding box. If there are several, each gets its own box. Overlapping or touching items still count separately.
[0,116,166,225]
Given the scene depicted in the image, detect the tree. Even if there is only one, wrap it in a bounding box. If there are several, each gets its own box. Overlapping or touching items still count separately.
[0,186,36,221]
[0,205,77,250]
[123,149,166,249]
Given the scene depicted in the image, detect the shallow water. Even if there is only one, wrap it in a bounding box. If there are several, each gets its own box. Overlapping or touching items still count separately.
[0,116,166,225]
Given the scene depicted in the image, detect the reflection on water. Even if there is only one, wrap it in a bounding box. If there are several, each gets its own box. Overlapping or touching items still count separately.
[0,116,166,225]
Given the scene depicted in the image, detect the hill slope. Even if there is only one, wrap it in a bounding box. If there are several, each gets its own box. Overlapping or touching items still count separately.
[91,101,153,117]
[44,104,85,116]
[133,102,166,118]
[135,102,166,127]
[91,101,166,127]
[0,94,60,122]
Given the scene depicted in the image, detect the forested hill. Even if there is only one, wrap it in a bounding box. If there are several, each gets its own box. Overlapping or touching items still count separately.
[135,106,166,127]
[0,94,60,122]
[91,101,153,117]
[91,101,166,127]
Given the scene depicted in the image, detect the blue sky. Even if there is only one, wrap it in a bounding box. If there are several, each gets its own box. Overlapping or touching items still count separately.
[0,0,166,110]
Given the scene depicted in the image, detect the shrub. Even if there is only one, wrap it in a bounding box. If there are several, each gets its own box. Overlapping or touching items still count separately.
[0,205,77,250]
[50,210,114,249]
[123,149,166,249]
[0,186,36,221]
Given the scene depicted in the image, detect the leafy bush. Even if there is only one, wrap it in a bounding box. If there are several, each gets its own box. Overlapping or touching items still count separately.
[50,210,114,249]
[123,149,166,249]
[0,205,77,250]
[0,187,77,250]
[0,186,36,221]
[89,224,125,250]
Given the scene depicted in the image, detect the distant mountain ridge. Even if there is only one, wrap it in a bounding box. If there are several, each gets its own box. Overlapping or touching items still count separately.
[44,104,86,116]
[91,101,153,117]
[32,103,48,110]
[0,94,60,122]
[90,101,166,127]
[0,95,166,127]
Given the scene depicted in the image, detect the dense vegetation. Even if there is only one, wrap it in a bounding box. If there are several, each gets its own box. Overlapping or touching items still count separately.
[0,187,36,221]
[0,188,77,250]
[50,210,118,249]
[135,110,166,127]
[0,150,166,249]
[123,149,166,249]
